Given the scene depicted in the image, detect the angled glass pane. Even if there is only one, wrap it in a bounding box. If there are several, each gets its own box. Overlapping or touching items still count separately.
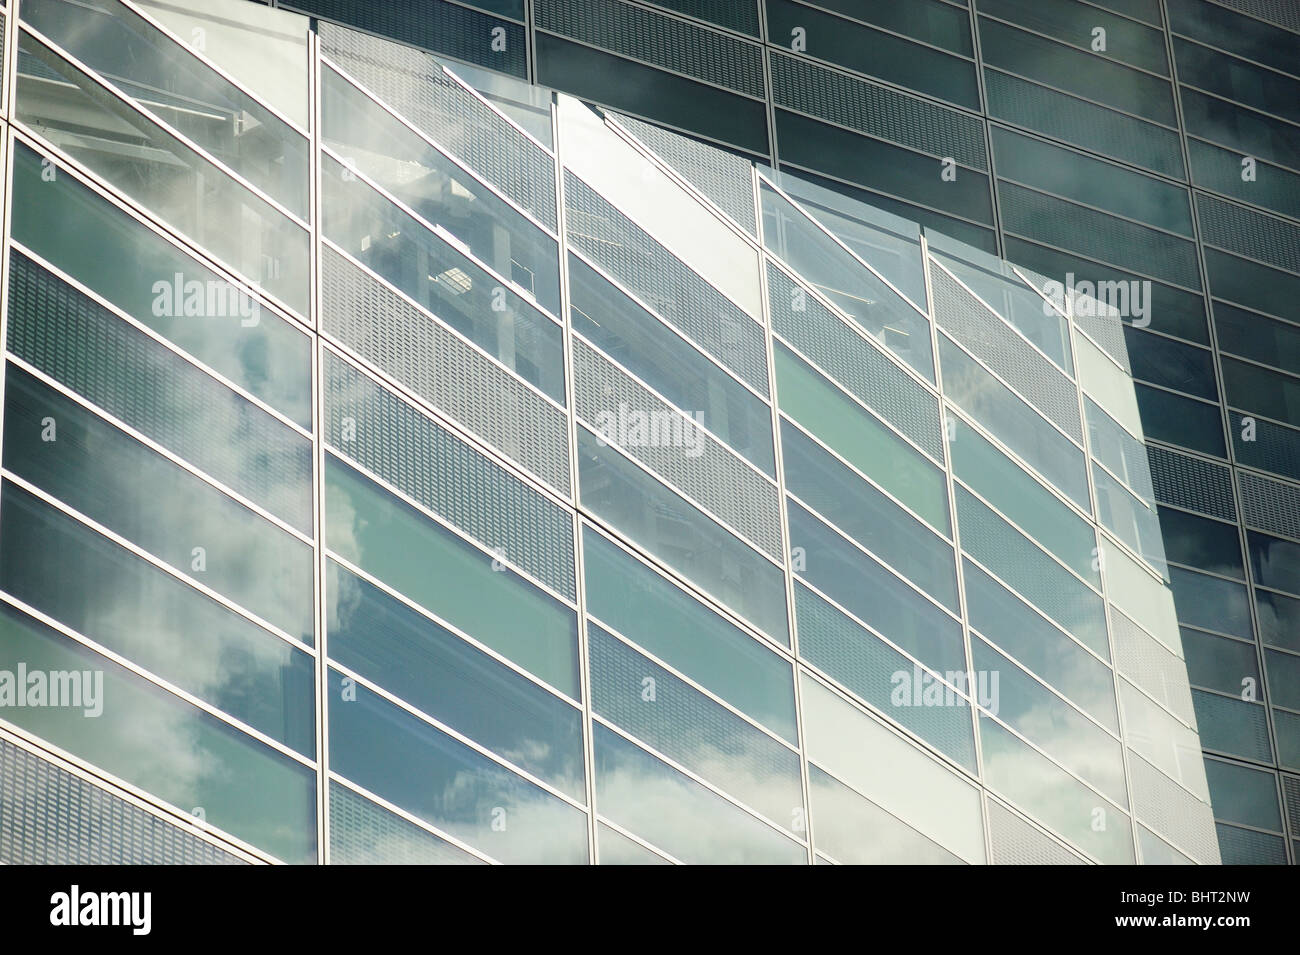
[1156,505,1243,580]
[0,599,317,864]
[1093,463,1168,578]
[1203,760,1282,833]
[775,342,949,533]
[15,31,309,314]
[1257,589,1300,652]
[329,669,588,864]
[576,426,789,645]
[329,780,485,865]
[11,142,312,428]
[0,481,315,756]
[1168,566,1253,640]
[782,419,958,611]
[325,454,580,697]
[592,723,805,865]
[322,65,559,314]
[761,181,934,381]
[4,363,314,644]
[582,527,797,742]
[569,253,774,475]
[22,0,308,217]
[597,822,669,865]
[320,153,564,403]
[1182,626,1258,695]
[1250,530,1300,599]
[588,622,803,830]
[327,559,585,799]
[809,764,963,864]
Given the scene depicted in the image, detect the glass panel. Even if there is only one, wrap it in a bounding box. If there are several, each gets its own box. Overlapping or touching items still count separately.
[964,559,1118,733]
[0,599,316,864]
[1168,568,1253,640]
[1182,627,1258,695]
[794,582,977,770]
[582,527,797,742]
[4,363,314,644]
[15,31,309,314]
[10,142,312,427]
[588,623,803,829]
[322,65,559,315]
[783,420,957,610]
[1206,250,1300,326]
[1174,37,1300,126]
[805,0,973,55]
[1215,301,1300,378]
[800,673,987,863]
[597,823,669,865]
[1223,357,1300,430]
[592,724,805,864]
[973,635,1127,806]
[0,481,315,756]
[329,780,484,865]
[325,454,580,697]
[1093,463,1168,577]
[1127,328,1218,400]
[978,714,1134,864]
[439,57,554,147]
[1085,396,1154,503]
[1257,589,1300,652]
[1134,384,1226,458]
[774,342,949,533]
[1120,678,1211,801]
[327,559,585,799]
[1157,506,1243,579]
[761,182,934,381]
[320,153,565,403]
[950,413,1099,585]
[1272,709,1300,772]
[938,335,1090,508]
[978,0,1168,74]
[328,668,588,864]
[22,0,308,217]
[569,253,774,475]
[1265,649,1300,711]
[808,764,963,864]
[1167,0,1300,79]
[788,499,966,676]
[576,426,789,644]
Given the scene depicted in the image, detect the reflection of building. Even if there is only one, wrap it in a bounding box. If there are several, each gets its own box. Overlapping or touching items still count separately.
[0,0,1289,864]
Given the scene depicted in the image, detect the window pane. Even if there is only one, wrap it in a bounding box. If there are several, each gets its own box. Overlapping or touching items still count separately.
[1157,506,1243,580]
[1248,530,1300,599]
[327,559,585,799]
[329,780,484,865]
[322,65,559,315]
[1257,589,1300,652]
[1134,384,1226,458]
[582,527,797,742]
[1182,627,1258,695]
[1203,757,1282,831]
[1215,301,1300,378]
[808,764,963,864]
[328,668,588,864]
[1168,566,1253,639]
[978,0,1168,74]
[325,454,580,697]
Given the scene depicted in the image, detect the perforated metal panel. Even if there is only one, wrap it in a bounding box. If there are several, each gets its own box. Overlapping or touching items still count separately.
[1192,689,1274,763]
[931,261,1083,442]
[1230,410,1300,483]
[1239,468,1300,542]
[770,52,987,170]
[987,798,1087,864]
[536,0,765,98]
[6,250,314,534]
[1212,0,1300,33]
[329,781,483,864]
[321,245,571,493]
[1215,823,1288,863]
[999,183,1201,290]
[1197,193,1300,273]
[573,338,782,558]
[793,584,976,770]
[1111,608,1196,728]
[564,171,769,395]
[325,352,577,598]
[1146,445,1237,521]
[284,0,527,76]
[640,0,760,35]
[613,113,757,234]
[0,738,247,864]
[1127,749,1220,864]
[984,70,1184,177]
[1283,773,1300,834]
[318,23,557,231]
[767,263,944,460]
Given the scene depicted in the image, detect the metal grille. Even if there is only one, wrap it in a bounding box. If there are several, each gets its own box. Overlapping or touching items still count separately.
[1111,608,1196,728]
[999,183,1202,290]
[1146,445,1237,521]
[1238,470,1300,541]
[573,339,782,558]
[1187,140,1300,223]
[794,584,976,770]
[1230,410,1300,484]
[640,0,760,35]
[1127,750,1221,864]
[767,263,944,460]
[0,738,246,864]
[318,23,557,230]
[1283,774,1300,835]
[984,69,1184,177]
[564,171,769,395]
[325,352,577,599]
[321,245,571,493]
[1215,823,1286,863]
[770,52,987,170]
[283,0,527,76]
[535,0,766,98]
[6,251,313,534]
[1192,689,1274,763]
[931,262,1083,442]
[987,798,1086,865]
[1197,193,1300,274]
[329,781,482,864]
[613,113,757,234]
[1213,0,1300,34]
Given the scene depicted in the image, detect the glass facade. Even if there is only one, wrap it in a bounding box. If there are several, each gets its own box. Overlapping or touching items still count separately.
[4,0,1296,866]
